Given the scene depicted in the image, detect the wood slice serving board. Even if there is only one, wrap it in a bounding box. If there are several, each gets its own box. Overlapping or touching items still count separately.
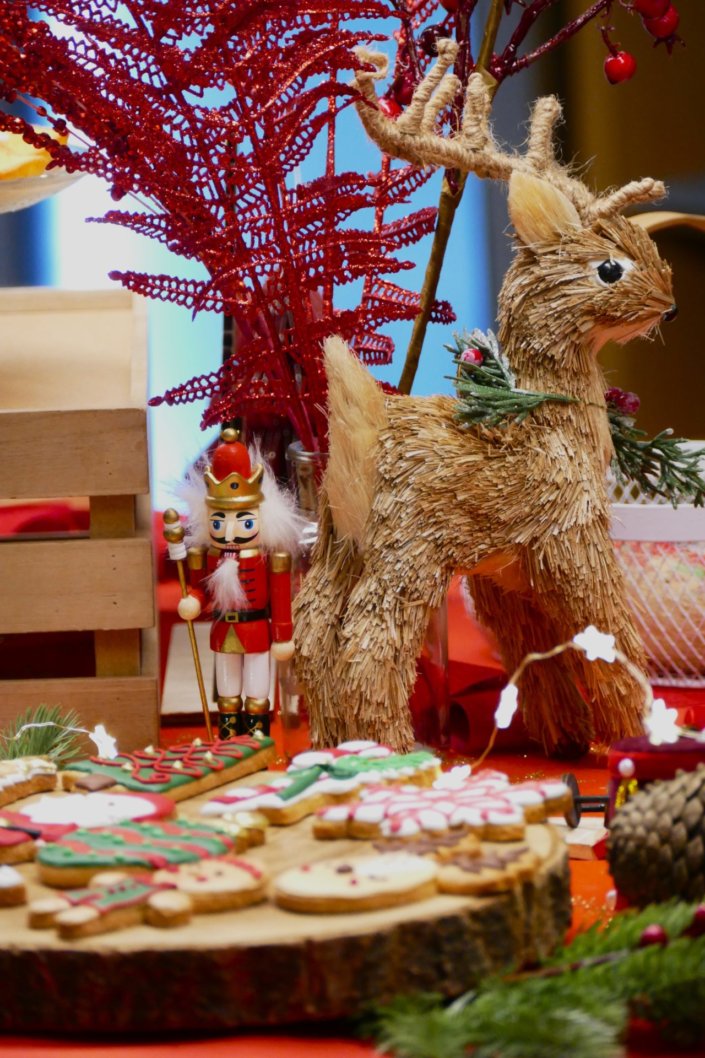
[0,775,571,1034]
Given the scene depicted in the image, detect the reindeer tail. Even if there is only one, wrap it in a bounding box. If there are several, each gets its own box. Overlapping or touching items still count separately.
[324,336,387,550]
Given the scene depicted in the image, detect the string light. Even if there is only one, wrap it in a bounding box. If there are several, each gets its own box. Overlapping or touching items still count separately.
[12,722,119,759]
[475,624,697,767]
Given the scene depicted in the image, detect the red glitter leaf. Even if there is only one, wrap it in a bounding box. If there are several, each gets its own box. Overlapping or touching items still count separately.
[0,0,453,450]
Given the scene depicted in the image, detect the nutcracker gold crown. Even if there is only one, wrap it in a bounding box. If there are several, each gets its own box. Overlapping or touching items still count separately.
[203,464,265,510]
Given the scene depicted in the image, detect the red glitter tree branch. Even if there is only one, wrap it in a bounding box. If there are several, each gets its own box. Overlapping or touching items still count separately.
[0,0,454,451]
[0,0,682,438]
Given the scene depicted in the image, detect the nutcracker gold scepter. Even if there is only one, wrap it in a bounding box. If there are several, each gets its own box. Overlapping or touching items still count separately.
[162,508,213,740]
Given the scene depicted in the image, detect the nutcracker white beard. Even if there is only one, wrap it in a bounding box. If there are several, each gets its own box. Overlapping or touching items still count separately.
[205,554,247,612]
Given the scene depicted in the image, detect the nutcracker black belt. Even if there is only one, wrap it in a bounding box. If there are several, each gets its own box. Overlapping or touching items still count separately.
[213,607,270,623]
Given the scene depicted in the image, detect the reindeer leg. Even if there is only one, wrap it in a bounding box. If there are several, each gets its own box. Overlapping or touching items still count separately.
[332,540,453,753]
[293,489,362,747]
[469,577,594,757]
[528,523,647,748]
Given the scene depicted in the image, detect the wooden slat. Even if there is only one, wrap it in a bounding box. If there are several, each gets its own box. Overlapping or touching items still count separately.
[0,288,147,412]
[0,409,148,500]
[0,676,159,750]
[0,538,154,634]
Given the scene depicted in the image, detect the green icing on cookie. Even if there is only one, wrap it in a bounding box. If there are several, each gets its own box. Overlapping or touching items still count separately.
[38,819,232,871]
[68,735,274,793]
[327,750,437,781]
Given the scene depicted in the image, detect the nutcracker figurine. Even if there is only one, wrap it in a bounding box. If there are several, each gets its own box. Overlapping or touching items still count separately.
[164,427,301,738]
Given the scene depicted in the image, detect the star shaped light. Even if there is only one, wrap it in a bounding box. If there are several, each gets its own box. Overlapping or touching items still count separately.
[572,625,617,663]
[644,698,680,746]
[88,724,119,759]
[495,684,519,730]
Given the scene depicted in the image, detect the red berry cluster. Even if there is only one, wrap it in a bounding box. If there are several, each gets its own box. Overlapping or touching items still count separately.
[605,387,641,417]
[603,1,680,85]
[634,0,680,42]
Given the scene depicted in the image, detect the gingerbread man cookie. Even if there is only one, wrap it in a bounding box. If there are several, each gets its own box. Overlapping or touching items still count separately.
[29,856,268,938]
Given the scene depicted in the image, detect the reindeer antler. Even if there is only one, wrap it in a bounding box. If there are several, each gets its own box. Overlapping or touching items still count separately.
[354,40,664,223]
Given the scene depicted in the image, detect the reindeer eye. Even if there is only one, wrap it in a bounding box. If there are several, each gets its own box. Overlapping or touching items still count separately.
[592,257,634,287]
[598,260,623,284]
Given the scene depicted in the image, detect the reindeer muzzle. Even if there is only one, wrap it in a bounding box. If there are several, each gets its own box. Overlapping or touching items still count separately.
[662,304,678,323]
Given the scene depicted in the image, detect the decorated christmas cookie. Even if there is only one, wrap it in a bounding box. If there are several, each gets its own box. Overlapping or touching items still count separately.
[152,856,267,912]
[434,843,539,895]
[28,874,192,937]
[0,792,176,864]
[201,744,440,825]
[0,811,75,864]
[36,819,235,888]
[29,856,268,938]
[62,734,277,802]
[0,864,26,907]
[273,852,438,914]
[313,770,572,842]
[0,757,57,808]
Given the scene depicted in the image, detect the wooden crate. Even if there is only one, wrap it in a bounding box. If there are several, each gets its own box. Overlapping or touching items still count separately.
[0,287,158,749]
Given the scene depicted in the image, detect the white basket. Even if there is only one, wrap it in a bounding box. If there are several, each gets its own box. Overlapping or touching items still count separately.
[609,444,705,686]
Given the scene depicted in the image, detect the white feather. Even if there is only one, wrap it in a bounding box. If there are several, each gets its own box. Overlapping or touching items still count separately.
[248,442,308,555]
[205,554,247,611]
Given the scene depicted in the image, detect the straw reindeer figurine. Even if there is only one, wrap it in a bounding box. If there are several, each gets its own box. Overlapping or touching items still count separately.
[294,41,677,756]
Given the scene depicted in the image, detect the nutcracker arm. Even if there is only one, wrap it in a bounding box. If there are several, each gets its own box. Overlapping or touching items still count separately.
[268,551,293,643]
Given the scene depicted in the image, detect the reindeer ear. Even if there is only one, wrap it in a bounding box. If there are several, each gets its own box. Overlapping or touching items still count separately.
[508,171,581,247]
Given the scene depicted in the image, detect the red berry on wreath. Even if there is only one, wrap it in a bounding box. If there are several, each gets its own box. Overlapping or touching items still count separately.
[461,347,483,366]
[633,0,669,16]
[643,4,680,39]
[604,51,637,84]
[638,924,669,947]
[378,95,402,119]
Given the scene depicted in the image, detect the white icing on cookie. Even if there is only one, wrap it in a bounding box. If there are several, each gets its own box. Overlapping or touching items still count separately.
[0,864,23,888]
[21,793,163,829]
[0,757,57,792]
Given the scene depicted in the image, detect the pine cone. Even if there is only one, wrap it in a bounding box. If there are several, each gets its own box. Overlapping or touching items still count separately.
[608,763,705,906]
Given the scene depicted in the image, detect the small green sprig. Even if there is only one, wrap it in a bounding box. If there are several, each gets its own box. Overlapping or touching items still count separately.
[364,901,705,1058]
[450,330,577,429]
[609,408,705,509]
[0,703,83,766]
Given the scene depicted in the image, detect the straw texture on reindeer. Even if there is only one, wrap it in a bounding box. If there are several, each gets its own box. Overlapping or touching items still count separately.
[294,40,676,756]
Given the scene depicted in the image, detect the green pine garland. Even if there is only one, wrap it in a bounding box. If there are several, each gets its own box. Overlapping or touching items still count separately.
[450,331,705,508]
[450,330,577,429]
[609,410,705,508]
[365,901,705,1058]
[0,703,83,766]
